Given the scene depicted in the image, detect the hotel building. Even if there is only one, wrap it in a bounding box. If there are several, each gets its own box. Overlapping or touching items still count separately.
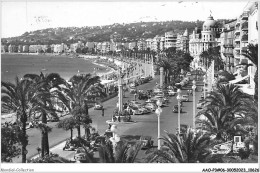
[189,15,222,69]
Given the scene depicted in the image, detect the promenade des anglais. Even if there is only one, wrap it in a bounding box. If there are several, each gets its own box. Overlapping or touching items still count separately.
[1,1,259,173]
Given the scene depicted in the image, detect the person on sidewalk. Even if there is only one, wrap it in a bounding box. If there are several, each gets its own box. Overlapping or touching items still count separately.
[102,108,104,117]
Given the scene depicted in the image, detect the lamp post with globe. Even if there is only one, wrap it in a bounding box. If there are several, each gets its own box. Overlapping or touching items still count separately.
[110,124,120,144]
[176,89,181,135]
[192,80,196,129]
[155,99,163,150]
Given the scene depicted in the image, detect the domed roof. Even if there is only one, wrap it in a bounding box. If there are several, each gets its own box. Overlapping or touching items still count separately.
[203,15,216,30]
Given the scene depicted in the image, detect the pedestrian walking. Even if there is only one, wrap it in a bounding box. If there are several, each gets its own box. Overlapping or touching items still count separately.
[102,108,104,117]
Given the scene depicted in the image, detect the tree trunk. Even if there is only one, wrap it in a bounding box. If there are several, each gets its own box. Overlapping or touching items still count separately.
[86,128,90,139]
[41,112,49,157]
[21,113,28,163]
[164,71,167,85]
[70,129,73,141]
[216,132,222,140]
[41,130,44,157]
[254,69,258,101]
[77,125,81,138]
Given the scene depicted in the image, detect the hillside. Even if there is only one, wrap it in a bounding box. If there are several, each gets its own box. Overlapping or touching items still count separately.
[1,19,231,45]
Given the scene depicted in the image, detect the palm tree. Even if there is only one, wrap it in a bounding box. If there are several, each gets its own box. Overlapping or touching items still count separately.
[23,72,67,157]
[157,58,172,84]
[145,129,211,163]
[63,74,105,138]
[1,77,35,162]
[205,83,253,119]
[196,106,234,140]
[56,117,77,141]
[200,84,254,140]
[241,43,258,101]
[97,140,142,163]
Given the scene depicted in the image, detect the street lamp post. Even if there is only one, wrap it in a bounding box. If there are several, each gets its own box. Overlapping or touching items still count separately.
[176,89,181,135]
[155,100,162,150]
[118,70,123,112]
[203,75,207,99]
[160,67,164,88]
[192,80,196,129]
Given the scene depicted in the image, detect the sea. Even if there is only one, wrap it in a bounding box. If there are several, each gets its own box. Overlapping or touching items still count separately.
[1,54,109,82]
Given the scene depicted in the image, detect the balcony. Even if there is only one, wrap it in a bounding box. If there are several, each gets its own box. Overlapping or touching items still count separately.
[234,44,240,50]
[241,34,248,42]
[234,35,240,41]
[234,29,240,34]
[223,49,234,55]
[241,11,249,20]
[241,22,248,31]
[236,20,241,26]
[234,51,240,58]
[223,43,234,48]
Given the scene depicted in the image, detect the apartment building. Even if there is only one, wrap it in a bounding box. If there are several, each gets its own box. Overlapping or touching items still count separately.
[23,45,29,52]
[151,35,160,52]
[129,42,137,50]
[137,39,147,51]
[85,42,95,49]
[248,2,258,88]
[165,31,177,49]
[176,29,189,53]
[146,38,153,51]
[1,45,8,52]
[18,45,23,53]
[8,44,18,53]
[159,36,165,52]
[220,19,237,73]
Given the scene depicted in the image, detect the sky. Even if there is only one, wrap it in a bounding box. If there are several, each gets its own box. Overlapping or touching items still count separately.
[1,1,250,38]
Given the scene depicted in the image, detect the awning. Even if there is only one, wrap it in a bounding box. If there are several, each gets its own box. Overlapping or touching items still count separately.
[229,75,249,84]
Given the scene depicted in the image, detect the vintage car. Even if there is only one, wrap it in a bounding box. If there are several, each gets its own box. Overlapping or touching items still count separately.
[63,139,77,151]
[140,136,154,149]
[181,95,189,102]
[197,100,205,109]
[90,136,106,151]
[129,101,142,107]
[144,102,157,112]
[94,103,103,110]
[129,106,143,115]
[168,89,176,96]
[173,105,183,113]
[74,147,92,162]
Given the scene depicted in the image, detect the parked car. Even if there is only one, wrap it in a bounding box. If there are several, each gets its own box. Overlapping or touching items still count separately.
[130,106,143,115]
[74,147,94,162]
[175,83,182,89]
[181,95,189,102]
[168,90,176,96]
[144,103,157,112]
[94,103,103,110]
[197,100,205,109]
[186,72,191,76]
[129,101,142,107]
[173,105,183,113]
[138,106,150,114]
[63,139,77,151]
[153,88,162,94]
[140,136,154,149]
[90,136,106,151]
[47,116,59,122]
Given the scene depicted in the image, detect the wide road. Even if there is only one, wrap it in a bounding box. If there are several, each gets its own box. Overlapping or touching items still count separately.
[13,73,204,162]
